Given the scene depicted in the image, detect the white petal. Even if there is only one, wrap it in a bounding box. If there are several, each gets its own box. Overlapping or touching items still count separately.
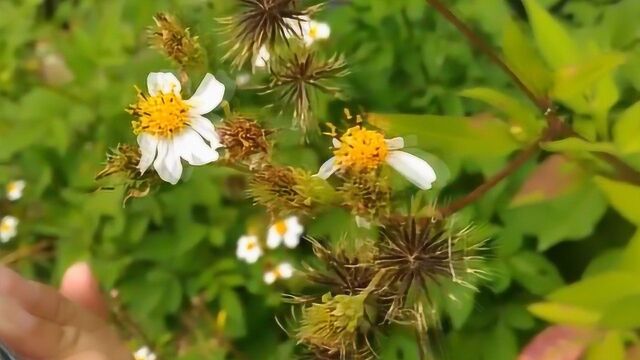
[332,138,342,148]
[153,140,182,184]
[277,263,294,279]
[386,151,437,190]
[264,271,277,284]
[266,227,282,249]
[186,73,225,115]
[147,72,181,96]
[245,248,262,263]
[314,22,331,39]
[189,115,222,148]
[137,133,158,174]
[283,232,300,248]
[385,137,405,150]
[175,128,219,166]
[315,157,338,179]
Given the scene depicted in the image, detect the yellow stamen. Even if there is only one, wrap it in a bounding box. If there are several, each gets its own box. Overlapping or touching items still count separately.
[334,126,388,173]
[275,221,288,236]
[246,241,257,251]
[128,86,191,138]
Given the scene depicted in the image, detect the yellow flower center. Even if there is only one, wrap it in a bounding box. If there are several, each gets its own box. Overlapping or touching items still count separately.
[274,221,288,236]
[334,126,388,173]
[245,241,257,251]
[6,183,17,193]
[128,88,190,138]
[308,25,318,40]
[0,222,10,233]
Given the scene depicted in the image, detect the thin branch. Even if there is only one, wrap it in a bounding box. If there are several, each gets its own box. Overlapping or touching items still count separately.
[440,136,543,217]
[424,0,640,213]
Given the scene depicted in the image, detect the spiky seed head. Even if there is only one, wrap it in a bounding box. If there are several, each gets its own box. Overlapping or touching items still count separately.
[302,238,377,297]
[217,115,272,162]
[219,0,321,69]
[297,292,367,356]
[375,217,485,319]
[148,12,202,69]
[264,51,349,133]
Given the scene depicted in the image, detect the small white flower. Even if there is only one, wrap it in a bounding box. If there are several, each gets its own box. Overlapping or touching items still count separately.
[286,17,331,46]
[316,126,437,190]
[6,180,26,201]
[266,216,304,249]
[236,235,263,264]
[254,45,271,68]
[0,216,19,243]
[133,346,157,360]
[130,72,225,184]
[264,262,295,284]
[235,72,251,86]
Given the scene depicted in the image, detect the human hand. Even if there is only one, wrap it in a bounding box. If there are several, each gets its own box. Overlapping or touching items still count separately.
[0,263,133,360]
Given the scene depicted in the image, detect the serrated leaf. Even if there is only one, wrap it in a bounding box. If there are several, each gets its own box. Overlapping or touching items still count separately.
[502,19,553,97]
[368,113,519,159]
[613,101,640,154]
[523,0,580,69]
[594,176,640,225]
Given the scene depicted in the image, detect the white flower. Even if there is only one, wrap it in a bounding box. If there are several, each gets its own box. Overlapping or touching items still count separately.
[133,346,157,360]
[266,216,304,249]
[0,216,19,243]
[235,72,251,86]
[264,262,295,284]
[236,235,263,264]
[286,17,331,46]
[130,72,225,184]
[254,45,271,68]
[315,126,437,190]
[6,180,26,201]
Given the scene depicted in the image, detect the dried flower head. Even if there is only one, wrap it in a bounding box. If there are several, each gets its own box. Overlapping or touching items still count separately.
[219,0,321,69]
[95,144,161,204]
[249,165,337,217]
[338,173,390,224]
[217,115,272,162]
[148,12,202,69]
[297,292,368,356]
[264,51,349,132]
[375,217,486,320]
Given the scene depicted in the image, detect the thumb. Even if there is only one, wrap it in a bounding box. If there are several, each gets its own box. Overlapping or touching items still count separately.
[60,262,108,319]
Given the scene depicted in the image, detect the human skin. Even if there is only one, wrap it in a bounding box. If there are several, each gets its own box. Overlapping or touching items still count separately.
[0,263,132,360]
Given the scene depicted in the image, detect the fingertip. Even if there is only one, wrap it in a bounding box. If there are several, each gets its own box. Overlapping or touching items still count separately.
[61,262,108,319]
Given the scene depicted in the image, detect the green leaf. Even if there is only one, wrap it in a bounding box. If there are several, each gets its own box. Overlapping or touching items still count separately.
[508,251,564,296]
[220,290,247,338]
[552,52,626,100]
[501,183,607,250]
[548,271,640,311]
[368,113,519,159]
[482,322,518,360]
[523,0,580,69]
[459,87,540,134]
[542,137,619,155]
[621,231,640,273]
[594,176,640,225]
[586,331,625,360]
[600,294,640,330]
[528,302,600,326]
[613,101,640,154]
[502,19,553,97]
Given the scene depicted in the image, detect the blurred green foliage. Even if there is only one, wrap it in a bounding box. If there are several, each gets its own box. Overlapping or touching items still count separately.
[2,0,640,359]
